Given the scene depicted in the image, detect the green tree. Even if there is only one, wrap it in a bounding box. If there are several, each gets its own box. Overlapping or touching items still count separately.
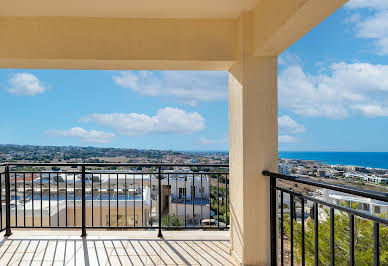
[12,166,45,172]
[162,214,184,227]
[223,211,230,225]
[283,211,387,265]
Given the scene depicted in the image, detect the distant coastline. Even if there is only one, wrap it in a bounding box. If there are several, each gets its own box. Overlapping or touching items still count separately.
[279,151,388,170]
[183,150,388,170]
[1,144,387,170]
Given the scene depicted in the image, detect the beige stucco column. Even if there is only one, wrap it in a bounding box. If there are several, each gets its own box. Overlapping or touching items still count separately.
[229,56,278,265]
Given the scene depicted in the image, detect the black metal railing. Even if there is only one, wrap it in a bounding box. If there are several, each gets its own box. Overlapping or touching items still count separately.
[264,171,388,266]
[0,163,229,237]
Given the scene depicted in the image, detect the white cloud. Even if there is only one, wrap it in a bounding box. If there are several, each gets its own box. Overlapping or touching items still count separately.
[354,11,388,55]
[80,107,205,136]
[278,115,305,134]
[354,11,388,38]
[278,53,302,66]
[344,13,361,24]
[278,115,305,145]
[346,1,388,55]
[279,135,300,144]
[6,73,48,96]
[112,71,227,105]
[198,137,228,146]
[197,116,305,147]
[279,62,388,118]
[352,104,388,117]
[346,0,388,10]
[45,127,115,143]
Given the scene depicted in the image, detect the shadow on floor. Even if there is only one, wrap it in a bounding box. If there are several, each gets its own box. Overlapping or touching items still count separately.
[0,236,233,265]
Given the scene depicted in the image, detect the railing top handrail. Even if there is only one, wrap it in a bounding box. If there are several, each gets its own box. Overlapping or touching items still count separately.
[263,170,388,203]
[5,162,229,167]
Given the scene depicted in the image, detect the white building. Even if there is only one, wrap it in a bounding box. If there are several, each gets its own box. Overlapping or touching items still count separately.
[323,189,388,217]
[295,166,307,175]
[344,172,388,184]
[161,175,211,225]
[278,164,288,175]
[162,175,210,200]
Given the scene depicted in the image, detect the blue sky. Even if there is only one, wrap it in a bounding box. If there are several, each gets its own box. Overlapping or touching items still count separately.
[1,0,388,152]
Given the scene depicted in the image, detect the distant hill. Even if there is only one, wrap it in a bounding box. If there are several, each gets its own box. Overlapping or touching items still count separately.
[0,144,229,163]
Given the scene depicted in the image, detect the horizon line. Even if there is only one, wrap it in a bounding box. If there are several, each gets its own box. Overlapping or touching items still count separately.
[1,143,388,153]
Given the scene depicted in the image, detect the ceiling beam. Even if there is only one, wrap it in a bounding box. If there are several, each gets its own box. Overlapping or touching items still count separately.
[0,17,236,70]
[252,0,349,56]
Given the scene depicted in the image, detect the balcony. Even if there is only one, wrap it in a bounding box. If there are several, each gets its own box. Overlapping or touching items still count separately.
[0,0,362,263]
[0,163,387,265]
[0,163,231,265]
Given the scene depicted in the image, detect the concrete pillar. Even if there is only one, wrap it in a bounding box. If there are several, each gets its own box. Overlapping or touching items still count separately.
[229,56,278,265]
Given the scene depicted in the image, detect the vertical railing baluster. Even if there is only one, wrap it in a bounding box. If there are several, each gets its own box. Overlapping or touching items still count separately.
[374,222,379,266]
[108,173,111,227]
[167,173,170,227]
[209,174,211,227]
[0,172,3,230]
[330,208,335,266]
[81,165,86,237]
[157,166,162,237]
[151,173,153,227]
[92,172,94,227]
[301,198,305,266]
[200,174,203,227]
[65,173,68,228]
[184,176,187,228]
[192,173,195,228]
[350,214,355,266]
[40,172,42,227]
[314,202,319,266]
[290,194,294,266]
[217,173,220,229]
[48,173,51,226]
[57,172,59,227]
[23,173,26,227]
[100,173,102,226]
[73,173,76,227]
[15,172,17,227]
[133,173,135,227]
[116,173,119,228]
[5,165,12,236]
[125,173,127,228]
[270,176,276,266]
[281,191,284,266]
[32,172,34,227]
[225,173,228,227]
[141,173,144,227]
[176,174,178,224]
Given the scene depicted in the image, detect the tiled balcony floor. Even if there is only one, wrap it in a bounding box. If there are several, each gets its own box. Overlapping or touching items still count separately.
[0,230,234,266]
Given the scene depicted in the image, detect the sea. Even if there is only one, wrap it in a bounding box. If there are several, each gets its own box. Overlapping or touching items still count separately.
[279,152,388,170]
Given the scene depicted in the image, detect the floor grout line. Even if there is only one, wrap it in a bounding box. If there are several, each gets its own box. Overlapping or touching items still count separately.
[0,232,233,266]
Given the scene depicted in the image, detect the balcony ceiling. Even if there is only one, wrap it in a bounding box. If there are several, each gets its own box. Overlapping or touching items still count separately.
[0,0,348,70]
[0,0,260,18]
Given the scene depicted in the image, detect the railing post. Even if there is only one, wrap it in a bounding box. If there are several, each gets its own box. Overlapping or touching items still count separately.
[157,166,163,238]
[5,165,12,236]
[270,175,277,266]
[81,165,87,237]
[374,222,380,266]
